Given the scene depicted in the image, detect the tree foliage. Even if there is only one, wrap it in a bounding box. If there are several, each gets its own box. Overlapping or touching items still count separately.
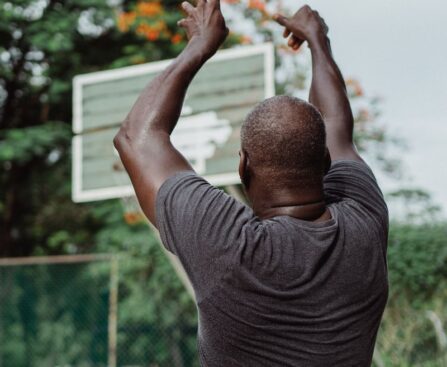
[1,0,122,256]
[388,222,447,302]
[0,1,446,366]
[0,0,402,256]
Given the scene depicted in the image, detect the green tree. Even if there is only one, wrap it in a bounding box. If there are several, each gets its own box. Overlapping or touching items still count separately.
[1,0,122,256]
[0,0,397,256]
[1,1,446,366]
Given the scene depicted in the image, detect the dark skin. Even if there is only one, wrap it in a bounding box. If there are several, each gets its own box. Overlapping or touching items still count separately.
[274,7,362,161]
[114,2,361,227]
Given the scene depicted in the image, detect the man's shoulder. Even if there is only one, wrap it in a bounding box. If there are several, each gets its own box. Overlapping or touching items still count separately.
[323,160,389,247]
[324,160,388,217]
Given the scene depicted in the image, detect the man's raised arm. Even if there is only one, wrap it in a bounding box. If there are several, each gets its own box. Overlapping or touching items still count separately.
[113,0,228,225]
[274,6,362,161]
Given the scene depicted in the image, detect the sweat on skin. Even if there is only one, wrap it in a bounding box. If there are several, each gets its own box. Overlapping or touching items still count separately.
[114,2,388,366]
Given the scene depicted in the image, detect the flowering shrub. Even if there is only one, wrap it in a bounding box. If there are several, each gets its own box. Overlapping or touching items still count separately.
[117,1,180,43]
[115,0,396,173]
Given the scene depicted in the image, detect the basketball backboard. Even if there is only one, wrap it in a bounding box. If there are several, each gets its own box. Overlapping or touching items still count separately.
[72,43,275,203]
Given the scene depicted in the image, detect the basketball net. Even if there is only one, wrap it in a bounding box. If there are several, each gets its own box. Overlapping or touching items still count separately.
[112,161,146,226]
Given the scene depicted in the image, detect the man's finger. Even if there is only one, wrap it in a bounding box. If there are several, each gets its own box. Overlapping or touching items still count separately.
[209,0,220,9]
[293,36,304,50]
[283,28,291,38]
[288,36,296,48]
[177,18,188,28]
[293,40,303,51]
[196,0,206,9]
[273,13,290,28]
[288,35,304,49]
[181,1,195,15]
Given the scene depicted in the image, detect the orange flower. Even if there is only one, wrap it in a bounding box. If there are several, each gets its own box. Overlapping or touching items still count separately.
[358,108,370,121]
[152,20,166,31]
[137,1,163,17]
[136,23,148,35]
[136,23,161,41]
[346,78,364,97]
[345,78,354,85]
[354,86,364,97]
[147,29,160,41]
[240,35,252,44]
[171,33,183,44]
[248,0,266,12]
[117,11,136,32]
[135,20,168,41]
[124,212,145,225]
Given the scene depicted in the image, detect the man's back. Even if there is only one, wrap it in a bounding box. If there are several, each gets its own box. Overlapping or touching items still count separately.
[156,160,388,366]
[113,2,389,365]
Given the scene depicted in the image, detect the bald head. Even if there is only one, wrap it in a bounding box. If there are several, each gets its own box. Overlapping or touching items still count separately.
[241,96,327,188]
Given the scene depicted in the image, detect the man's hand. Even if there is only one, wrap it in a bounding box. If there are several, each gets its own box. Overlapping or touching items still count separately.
[274,5,361,162]
[115,0,230,225]
[273,5,328,51]
[178,0,229,59]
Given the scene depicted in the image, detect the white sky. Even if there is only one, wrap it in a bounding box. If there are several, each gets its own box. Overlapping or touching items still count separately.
[281,0,447,216]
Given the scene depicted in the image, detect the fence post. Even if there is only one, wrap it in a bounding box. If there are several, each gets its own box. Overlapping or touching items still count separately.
[108,256,119,367]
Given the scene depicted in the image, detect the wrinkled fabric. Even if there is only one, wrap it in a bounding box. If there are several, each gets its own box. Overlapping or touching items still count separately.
[156,160,389,367]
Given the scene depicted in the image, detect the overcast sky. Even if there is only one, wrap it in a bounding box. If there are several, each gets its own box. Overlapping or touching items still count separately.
[282,0,447,216]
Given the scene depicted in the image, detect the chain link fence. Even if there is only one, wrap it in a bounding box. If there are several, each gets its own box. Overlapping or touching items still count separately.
[0,255,198,367]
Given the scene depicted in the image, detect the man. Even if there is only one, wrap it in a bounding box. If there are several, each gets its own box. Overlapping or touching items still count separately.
[114,1,388,366]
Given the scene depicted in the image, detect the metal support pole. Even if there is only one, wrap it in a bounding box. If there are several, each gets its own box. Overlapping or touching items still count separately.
[108,257,119,367]
[146,221,196,302]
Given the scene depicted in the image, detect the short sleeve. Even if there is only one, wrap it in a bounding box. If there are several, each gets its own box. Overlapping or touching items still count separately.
[155,171,256,302]
[324,160,388,237]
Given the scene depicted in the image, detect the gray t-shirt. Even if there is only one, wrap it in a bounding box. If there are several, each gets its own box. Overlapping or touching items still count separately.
[156,160,389,367]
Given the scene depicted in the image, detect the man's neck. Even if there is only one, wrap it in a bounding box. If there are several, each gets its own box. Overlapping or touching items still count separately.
[247,180,329,222]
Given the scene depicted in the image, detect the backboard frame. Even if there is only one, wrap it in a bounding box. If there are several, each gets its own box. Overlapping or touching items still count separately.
[72,43,275,203]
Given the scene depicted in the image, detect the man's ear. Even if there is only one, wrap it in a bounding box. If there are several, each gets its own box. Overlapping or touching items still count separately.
[239,149,251,188]
[324,147,332,176]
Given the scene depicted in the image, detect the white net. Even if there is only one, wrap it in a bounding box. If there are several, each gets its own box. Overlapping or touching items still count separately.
[112,161,146,225]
